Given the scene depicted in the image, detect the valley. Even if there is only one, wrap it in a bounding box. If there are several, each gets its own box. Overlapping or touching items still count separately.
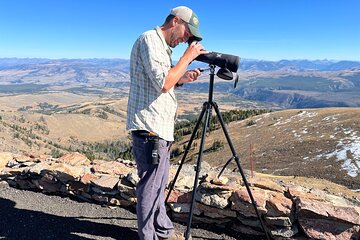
[1,58,360,191]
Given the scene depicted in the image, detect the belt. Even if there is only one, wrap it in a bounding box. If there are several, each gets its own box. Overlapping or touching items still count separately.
[132,130,172,146]
[132,130,158,138]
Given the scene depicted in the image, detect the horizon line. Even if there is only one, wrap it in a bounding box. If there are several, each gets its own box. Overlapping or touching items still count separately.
[1,57,360,62]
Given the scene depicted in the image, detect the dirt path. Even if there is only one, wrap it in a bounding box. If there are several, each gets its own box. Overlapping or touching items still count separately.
[0,182,240,240]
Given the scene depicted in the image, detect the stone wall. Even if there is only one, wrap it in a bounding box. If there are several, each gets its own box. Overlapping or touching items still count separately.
[0,152,359,240]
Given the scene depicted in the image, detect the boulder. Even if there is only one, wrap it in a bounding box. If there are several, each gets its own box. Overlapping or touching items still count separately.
[57,152,91,166]
[0,152,13,171]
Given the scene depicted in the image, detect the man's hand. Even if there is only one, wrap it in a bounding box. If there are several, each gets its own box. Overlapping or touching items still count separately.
[162,42,208,93]
[178,68,201,84]
[183,41,209,63]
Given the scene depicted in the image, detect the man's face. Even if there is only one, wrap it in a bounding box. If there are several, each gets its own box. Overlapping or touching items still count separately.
[168,18,192,48]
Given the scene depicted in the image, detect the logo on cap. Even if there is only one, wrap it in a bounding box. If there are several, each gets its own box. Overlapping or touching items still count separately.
[193,17,199,26]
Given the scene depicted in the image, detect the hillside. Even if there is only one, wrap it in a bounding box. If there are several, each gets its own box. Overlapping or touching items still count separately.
[0,97,129,159]
[233,69,360,108]
[172,108,360,190]
[0,89,257,160]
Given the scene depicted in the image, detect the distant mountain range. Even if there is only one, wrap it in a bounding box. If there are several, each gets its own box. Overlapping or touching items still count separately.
[1,58,360,109]
[239,59,360,72]
[0,58,130,86]
[1,57,360,72]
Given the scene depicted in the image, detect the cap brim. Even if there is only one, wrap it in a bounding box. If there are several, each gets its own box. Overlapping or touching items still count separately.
[188,24,202,41]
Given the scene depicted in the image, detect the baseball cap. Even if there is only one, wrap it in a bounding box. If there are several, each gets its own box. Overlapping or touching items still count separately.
[170,6,202,41]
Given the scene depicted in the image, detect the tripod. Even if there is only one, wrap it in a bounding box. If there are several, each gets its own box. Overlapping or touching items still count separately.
[165,65,270,240]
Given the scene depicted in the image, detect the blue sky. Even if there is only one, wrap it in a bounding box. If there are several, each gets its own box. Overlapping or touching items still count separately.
[1,0,359,61]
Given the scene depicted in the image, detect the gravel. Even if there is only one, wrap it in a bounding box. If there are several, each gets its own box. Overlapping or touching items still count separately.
[0,182,241,240]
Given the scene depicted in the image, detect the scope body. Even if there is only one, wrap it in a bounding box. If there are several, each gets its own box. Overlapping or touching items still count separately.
[195,52,239,73]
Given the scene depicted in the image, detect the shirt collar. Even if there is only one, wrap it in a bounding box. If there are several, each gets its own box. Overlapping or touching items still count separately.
[155,26,172,56]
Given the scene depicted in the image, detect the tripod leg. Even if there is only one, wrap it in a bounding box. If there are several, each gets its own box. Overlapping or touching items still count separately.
[217,156,234,178]
[212,102,271,240]
[185,102,212,240]
[165,104,207,204]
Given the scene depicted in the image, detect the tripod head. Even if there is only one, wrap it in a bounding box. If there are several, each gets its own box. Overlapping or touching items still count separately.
[199,64,240,88]
[193,50,240,87]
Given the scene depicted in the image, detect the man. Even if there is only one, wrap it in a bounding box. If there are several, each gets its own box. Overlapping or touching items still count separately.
[126,5,208,240]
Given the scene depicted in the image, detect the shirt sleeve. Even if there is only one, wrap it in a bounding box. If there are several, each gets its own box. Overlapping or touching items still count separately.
[139,33,170,91]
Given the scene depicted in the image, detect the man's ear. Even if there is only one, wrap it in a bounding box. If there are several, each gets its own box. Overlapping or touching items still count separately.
[172,16,181,26]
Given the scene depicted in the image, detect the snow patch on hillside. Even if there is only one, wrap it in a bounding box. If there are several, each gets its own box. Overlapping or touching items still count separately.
[274,110,318,127]
[316,129,360,177]
[271,111,360,177]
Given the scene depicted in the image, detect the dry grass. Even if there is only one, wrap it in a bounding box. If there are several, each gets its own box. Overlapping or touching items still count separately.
[1,90,359,195]
[172,108,360,191]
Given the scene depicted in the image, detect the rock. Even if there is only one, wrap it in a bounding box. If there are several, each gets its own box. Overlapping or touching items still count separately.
[169,162,211,189]
[171,212,202,224]
[168,203,202,215]
[195,186,232,209]
[126,170,139,186]
[0,152,13,171]
[6,159,18,168]
[0,181,9,187]
[46,163,90,182]
[173,175,195,192]
[230,187,268,217]
[117,158,136,167]
[251,177,284,193]
[91,160,131,176]
[237,214,262,229]
[109,197,133,207]
[67,180,89,192]
[287,186,323,201]
[265,216,293,227]
[80,172,99,185]
[270,225,298,238]
[40,171,58,183]
[296,195,360,239]
[231,222,265,236]
[266,191,293,217]
[197,203,237,218]
[12,154,32,163]
[26,161,52,175]
[91,175,120,191]
[165,190,192,203]
[201,179,238,192]
[211,176,229,185]
[204,172,244,191]
[119,192,137,204]
[79,191,93,201]
[117,178,136,197]
[296,196,360,225]
[92,193,109,203]
[57,152,91,166]
[32,178,62,193]
[298,218,360,240]
[15,179,37,189]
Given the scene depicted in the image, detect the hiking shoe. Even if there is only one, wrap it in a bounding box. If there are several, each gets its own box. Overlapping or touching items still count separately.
[159,232,191,240]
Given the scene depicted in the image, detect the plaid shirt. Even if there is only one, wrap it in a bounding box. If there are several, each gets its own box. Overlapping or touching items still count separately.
[126,27,177,141]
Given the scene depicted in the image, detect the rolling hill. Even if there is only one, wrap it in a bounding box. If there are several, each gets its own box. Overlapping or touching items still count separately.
[171,108,360,190]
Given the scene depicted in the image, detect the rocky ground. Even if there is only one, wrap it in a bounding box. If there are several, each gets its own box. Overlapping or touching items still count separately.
[1,152,359,240]
[0,182,241,240]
